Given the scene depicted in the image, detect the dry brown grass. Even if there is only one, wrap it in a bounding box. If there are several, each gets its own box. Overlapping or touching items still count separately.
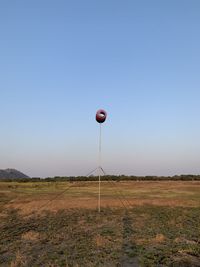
[94,234,110,247]
[6,196,198,215]
[3,181,200,215]
[21,230,40,241]
[153,233,166,243]
[10,251,27,267]
[136,234,166,246]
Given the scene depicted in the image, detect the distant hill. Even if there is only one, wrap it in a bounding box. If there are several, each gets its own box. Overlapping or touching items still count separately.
[0,169,29,179]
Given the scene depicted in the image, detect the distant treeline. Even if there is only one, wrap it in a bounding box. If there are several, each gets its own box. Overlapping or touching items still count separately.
[1,174,200,182]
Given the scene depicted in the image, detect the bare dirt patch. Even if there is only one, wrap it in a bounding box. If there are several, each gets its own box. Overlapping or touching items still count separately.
[153,233,166,243]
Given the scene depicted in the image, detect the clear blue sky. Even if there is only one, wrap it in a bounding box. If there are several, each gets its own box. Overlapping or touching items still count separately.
[1,1,200,177]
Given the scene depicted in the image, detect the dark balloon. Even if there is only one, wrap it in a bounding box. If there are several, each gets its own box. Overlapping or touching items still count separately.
[96,109,107,123]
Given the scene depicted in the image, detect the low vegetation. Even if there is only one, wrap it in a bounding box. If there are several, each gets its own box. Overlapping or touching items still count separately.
[1,174,200,182]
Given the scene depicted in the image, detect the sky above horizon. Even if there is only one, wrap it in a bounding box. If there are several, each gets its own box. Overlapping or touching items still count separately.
[1,1,200,177]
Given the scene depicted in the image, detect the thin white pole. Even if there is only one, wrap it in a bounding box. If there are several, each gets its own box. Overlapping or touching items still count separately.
[98,123,102,212]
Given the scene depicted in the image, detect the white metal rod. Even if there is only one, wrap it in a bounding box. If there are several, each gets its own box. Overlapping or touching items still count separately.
[98,123,102,212]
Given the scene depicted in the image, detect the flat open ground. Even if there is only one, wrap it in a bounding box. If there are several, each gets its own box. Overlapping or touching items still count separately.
[3,181,200,213]
[1,181,200,266]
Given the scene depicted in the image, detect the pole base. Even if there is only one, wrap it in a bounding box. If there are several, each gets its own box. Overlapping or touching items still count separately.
[86,166,106,213]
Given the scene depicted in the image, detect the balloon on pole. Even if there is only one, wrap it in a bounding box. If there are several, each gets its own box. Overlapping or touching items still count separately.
[96,109,107,124]
[96,109,107,212]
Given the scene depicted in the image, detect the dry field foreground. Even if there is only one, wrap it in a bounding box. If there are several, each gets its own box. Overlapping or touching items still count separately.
[2,180,200,213]
[1,181,200,267]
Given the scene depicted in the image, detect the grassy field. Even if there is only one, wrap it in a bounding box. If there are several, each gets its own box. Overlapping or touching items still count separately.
[1,181,200,266]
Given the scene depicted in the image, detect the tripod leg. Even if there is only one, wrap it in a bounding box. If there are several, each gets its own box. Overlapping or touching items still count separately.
[100,167,106,176]
[86,167,99,177]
